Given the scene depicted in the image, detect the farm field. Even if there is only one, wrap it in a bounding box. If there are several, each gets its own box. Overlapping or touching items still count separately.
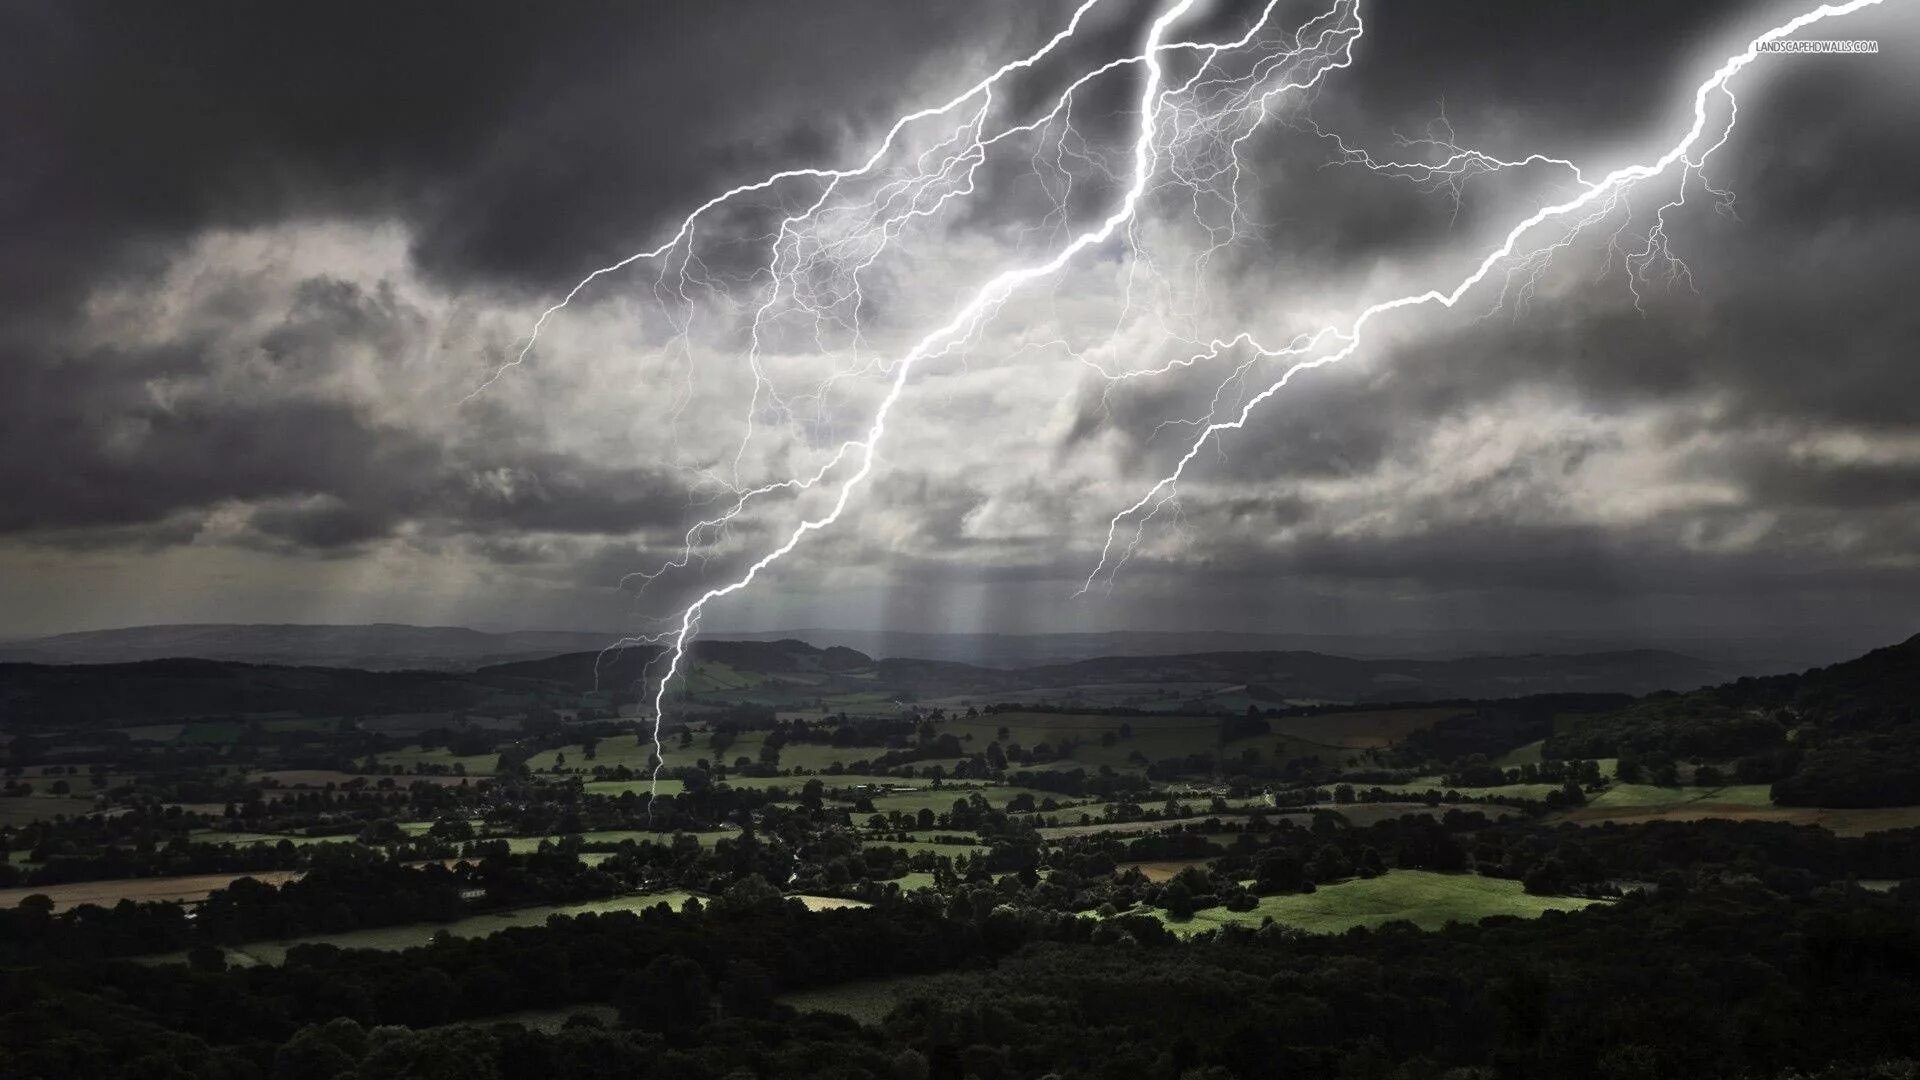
[0,869,307,912]
[193,830,350,847]
[795,895,870,910]
[867,784,1078,816]
[719,734,896,774]
[580,779,689,797]
[1327,781,1566,801]
[726,773,924,791]
[489,830,680,853]
[179,891,701,967]
[1494,740,1546,767]
[397,819,483,836]
[0,795,102,826]
[374,745,500,774]
[1035,814,1260,840]
[1120,858,1214,883]
[1581,783,1772,810]
[249,769,477,789]
[1150,870,1603,936]
[524,737,661,773]
[862,840,986,858]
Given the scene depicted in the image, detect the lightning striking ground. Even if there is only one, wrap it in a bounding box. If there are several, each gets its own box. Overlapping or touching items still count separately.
[465,0,1886,797]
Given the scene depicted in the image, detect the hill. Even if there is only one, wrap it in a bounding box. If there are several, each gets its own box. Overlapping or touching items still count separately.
[1547,632,1919,806]
[476,639,875,692]
[0,623,616,671]
[0,658,478,732]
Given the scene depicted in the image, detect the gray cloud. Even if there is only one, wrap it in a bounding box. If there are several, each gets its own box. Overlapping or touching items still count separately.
[1,0,1914,656]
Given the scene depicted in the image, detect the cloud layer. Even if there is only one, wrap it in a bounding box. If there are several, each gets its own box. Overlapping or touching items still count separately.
[2,0,1915,662]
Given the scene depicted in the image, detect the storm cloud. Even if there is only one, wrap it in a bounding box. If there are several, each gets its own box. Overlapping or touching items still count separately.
[2,0,1915,663]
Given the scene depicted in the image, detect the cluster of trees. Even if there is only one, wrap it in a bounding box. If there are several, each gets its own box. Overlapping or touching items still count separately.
[1546,635,1920,807]
[4,876,1919,1078]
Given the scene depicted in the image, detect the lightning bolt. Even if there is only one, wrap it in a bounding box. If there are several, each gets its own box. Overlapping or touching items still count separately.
[1079,0,1884,593]
[465,0,1885,800]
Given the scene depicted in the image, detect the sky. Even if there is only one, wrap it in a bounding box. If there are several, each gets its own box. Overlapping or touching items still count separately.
[2,0,1916,661]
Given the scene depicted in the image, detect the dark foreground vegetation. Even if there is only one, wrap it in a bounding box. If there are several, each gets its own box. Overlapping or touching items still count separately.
[3,877,1918,1079]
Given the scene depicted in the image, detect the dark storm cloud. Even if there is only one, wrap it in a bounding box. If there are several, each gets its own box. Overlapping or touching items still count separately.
[0,0,1913,644]
[0,361,706,552]
[0,268,706,552]
[0,0,1073,311]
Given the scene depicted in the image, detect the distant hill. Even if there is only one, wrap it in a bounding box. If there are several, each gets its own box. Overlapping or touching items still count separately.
[476,639,874,692]
[0,623,617,671]
[0,626,1739,730]
[1548,632,1919,807]
[0,658,479,731]
[2,621,1841,676]
[875,647,1733,704]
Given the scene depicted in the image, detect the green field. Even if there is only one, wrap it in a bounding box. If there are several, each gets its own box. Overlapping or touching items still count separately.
[1583,783,1773,809]
[0,795,101,826]
[489,830,683,854]
[862,840,986,858]
[176,721,247,744]
[718,734,894,774]
[1494,740,1546,767]
[167,892,699,967]
[374,745,500,775]
[867,784,1078,816]
[193,831,348,848]
[580,779,688,797]
[524,736,662,774]
[1326,781,1566,801]
[725,773,924,792]
[1151,870,1602,937]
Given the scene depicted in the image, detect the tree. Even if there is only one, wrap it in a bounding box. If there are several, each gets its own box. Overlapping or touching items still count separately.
[720,874,782,912]
[1355,846,1386,878]
[721,960,775,1019]
[618,954,712,1035]
[1309,844,1352,883]
[985,741,1007,771]
[892,1049,932,1080]
[273,1023,362,1080]
[1161,879,1196,918]
[187,944,226,973]
[1333,783,1355,805]
[1523,857,1567,896]
[1256,852,1307,894]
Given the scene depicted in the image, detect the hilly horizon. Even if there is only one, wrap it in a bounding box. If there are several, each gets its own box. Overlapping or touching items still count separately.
[2,630,1809,730]
[0,619,1832,675]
